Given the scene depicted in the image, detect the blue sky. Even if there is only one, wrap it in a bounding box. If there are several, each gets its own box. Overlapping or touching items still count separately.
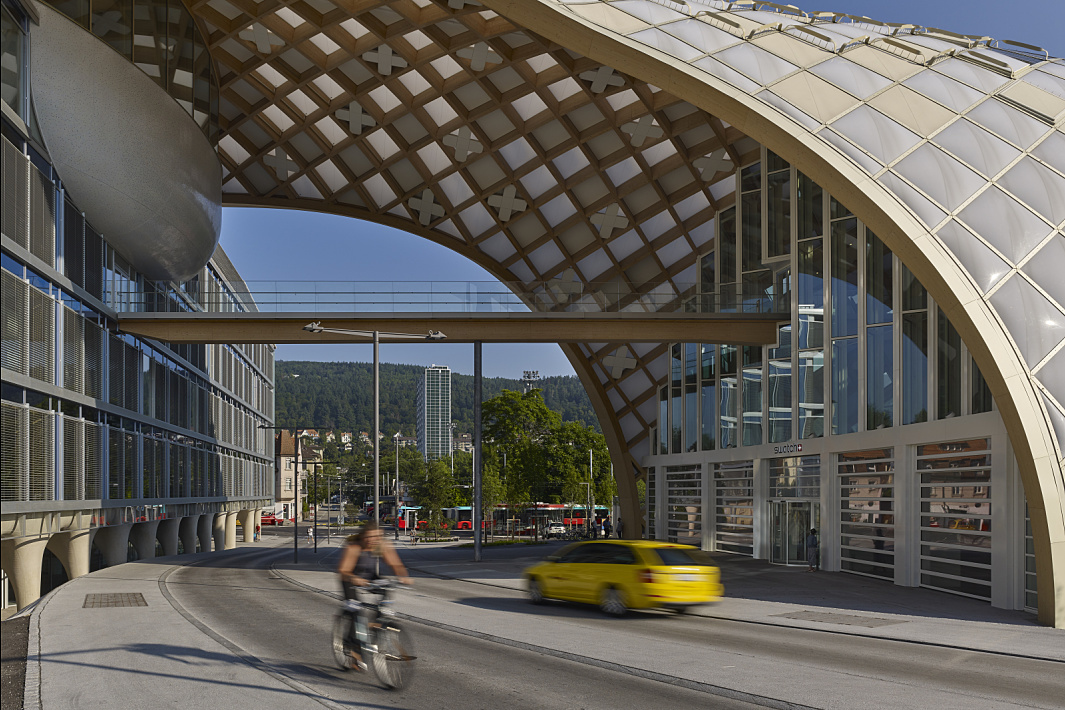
[219,0,1063,378]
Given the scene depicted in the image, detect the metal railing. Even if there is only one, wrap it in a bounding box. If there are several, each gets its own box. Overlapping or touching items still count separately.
[127,280,791,316]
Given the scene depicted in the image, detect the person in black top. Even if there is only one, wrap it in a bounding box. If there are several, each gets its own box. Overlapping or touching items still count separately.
[337,522,411,669]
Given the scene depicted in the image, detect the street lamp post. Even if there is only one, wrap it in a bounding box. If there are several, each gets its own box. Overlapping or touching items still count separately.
[394,431,402,538]
[304,323,446,554]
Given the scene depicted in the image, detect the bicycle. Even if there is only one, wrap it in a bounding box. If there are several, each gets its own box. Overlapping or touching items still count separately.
[332,579,415,690]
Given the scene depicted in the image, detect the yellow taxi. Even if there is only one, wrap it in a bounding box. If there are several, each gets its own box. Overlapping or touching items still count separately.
[523,540,723,616]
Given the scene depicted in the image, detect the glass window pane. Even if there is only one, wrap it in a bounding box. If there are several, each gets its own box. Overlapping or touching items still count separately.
[832,338,859,435]
[720,374,738,449]
[700,251,715,291]
[767,170,790,260]
[938,308,962,419]
[831,219,858,337]
[701,343,715,380]
[798,239,824,350]
[798,351,824,438]
[742,192,762,272]
[720,207,737,285]
[1,8,23,118]
[866,230,893,324]
[701,381,716,450]
[720,344,736,376]
[92,0,133,59]
[797,172,823,240]
[867,325,893,430]
[685,343,698,385]
[902,311,929,424]
[741,161,761,193]
[767,149,788,173]
[685,384,698,453]
[742,360,762,447]
[671,344,682,388]
[134,0,167,89]
[671,388,682,453]
[768,359,792,443]
[659,388,668,453]
[901,264,926,312]
[972,357,993,414]
[51,0,91,27]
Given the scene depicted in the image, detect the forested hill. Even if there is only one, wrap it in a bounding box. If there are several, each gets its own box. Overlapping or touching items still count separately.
[274,361,600,435]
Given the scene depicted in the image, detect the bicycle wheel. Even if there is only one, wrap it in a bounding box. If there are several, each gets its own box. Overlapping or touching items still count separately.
[332,613,354,670]
[371,623,415,690]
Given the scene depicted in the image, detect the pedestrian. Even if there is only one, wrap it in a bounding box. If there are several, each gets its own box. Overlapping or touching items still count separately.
[603,517,613,538]
[255,524,261,542]
[806,528,819,571]
[308,525,315,545]
[616,518,623,538]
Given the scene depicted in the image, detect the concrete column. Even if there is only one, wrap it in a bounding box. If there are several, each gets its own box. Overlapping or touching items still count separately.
[179,515,200,554]
[0,536,49,610]
[198,513,215,553]
[237,509,254,543]
[157,518,179,557]
[48,529,91,580]
[92,524,132,567]
[224,511,238,550]
[129,520,160,561]
[212,512,226,552]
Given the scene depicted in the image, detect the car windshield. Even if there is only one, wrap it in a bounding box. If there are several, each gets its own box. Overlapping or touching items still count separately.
[647,548,716,567]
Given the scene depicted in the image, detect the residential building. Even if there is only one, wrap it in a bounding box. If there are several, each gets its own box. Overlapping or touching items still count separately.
[272,431,303,522]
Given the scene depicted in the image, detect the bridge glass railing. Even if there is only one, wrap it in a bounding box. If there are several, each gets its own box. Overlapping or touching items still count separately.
[130,281,791,316]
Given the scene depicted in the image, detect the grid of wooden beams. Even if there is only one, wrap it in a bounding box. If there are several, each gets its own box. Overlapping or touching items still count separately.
[187,0,755,463]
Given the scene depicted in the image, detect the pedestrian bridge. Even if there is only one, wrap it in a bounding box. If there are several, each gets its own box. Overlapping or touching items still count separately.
[116,279,789,344]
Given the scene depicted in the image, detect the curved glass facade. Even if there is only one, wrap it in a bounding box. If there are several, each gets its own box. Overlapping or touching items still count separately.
[40,0,219,141]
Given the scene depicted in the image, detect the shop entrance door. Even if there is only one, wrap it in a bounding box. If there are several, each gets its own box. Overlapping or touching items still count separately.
[770,501,820,565]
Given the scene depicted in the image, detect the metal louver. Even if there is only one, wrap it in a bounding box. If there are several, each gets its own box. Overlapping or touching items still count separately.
[1,402,28,502]
[1,136,30,250]
[83,319,104,399]
[29,166,57,268]
[28,408,55,502]
[84,420,102,499]
[63,415,85,500]
[63,306,85,395]
[1,270,29,375]
[28,286,55,385]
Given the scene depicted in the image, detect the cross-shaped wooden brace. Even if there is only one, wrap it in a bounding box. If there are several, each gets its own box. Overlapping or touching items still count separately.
[457,43,502,72]
[335,102,376,135]
[589,204,628,237]
[694,149,733,178]
[487,185,527,221]
[621,116,664,147]
[264,149,297,179]
[579,66,624,93]
[442,126,482,161]
[409,189,445,226]
[239,23,285,55]
[364,46,407,76]
[549,268,583,300]
[602,347,637,378]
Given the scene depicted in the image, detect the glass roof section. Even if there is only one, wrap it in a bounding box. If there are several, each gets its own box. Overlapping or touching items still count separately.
[189,0,1065,474]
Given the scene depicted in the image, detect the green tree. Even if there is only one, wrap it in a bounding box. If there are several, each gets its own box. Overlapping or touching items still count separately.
[414,458,456,535]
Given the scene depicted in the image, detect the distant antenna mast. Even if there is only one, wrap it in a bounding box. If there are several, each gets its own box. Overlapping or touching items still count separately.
[521,370,541,394]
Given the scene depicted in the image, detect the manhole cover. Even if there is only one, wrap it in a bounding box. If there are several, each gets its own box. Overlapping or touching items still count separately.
[83,593,148,608]
[770,610,904,628]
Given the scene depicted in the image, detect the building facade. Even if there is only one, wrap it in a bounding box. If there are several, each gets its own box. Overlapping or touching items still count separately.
[1,0,274,614]
[416,365,452,460]
[272,430,303,522]
[645,147,1034,613]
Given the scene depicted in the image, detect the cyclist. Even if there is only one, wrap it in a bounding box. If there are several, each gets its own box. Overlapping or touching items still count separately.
[337,522,411,670]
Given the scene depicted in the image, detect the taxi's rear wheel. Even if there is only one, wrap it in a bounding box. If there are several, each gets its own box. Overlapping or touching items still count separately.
[528,578,545,604]
[599,586,627,617]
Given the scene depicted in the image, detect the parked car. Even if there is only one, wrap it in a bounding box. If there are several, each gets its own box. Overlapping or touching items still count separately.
[546,523,566,538]
[523,540,723,616]
[260,514,279,525]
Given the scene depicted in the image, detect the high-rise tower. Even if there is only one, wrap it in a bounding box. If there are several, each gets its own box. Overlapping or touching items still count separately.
[416,365,451,460]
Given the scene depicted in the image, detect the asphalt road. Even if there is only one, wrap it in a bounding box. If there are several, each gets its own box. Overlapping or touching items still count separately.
[163,545,762,709]
[165,542,1064,710]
